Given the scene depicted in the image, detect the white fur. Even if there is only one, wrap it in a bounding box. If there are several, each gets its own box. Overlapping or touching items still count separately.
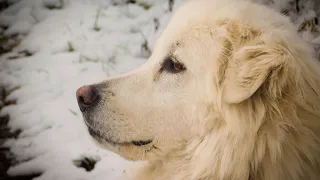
[82,0,320,179]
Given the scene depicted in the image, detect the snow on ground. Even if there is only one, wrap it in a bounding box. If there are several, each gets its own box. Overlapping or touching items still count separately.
[0,0,319,180]
[0,0,181,179]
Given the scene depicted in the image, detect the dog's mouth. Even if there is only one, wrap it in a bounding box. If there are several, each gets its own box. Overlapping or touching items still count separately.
[87,127,152,146]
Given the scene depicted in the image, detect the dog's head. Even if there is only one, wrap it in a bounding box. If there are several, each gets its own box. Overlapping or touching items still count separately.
[76,0,306,161]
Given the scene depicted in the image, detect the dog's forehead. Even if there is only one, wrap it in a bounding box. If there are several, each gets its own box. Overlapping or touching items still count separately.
[159,0,237,48]
[167,2,214,34]
[150,2,225,69]
[157,7,216,53]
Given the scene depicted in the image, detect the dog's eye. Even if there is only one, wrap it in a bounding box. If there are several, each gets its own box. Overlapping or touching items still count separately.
[173,62,184,71]
[162,57,186,73]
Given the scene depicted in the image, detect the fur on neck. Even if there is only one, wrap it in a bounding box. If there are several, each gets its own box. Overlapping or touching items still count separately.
[135,62,320,180]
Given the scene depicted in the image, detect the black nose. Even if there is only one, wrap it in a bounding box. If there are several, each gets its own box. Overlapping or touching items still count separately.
[76,85,100,112]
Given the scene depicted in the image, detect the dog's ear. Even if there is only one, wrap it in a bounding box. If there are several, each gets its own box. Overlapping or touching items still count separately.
[222,38,292,104]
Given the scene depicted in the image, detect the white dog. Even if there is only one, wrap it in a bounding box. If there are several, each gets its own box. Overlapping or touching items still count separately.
[76,0,320,179]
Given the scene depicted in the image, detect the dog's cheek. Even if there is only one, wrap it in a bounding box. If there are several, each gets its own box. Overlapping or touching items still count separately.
[117,146,149,161]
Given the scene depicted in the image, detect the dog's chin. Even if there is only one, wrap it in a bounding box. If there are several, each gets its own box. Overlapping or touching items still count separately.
[87,127,157,160]
[87,126,153,147]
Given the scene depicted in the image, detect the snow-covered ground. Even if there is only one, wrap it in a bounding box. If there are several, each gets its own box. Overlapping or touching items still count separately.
[0,0,180,179]
[0,0,319,180]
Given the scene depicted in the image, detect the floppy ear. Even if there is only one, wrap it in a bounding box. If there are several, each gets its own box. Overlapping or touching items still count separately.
[222,40,292,104]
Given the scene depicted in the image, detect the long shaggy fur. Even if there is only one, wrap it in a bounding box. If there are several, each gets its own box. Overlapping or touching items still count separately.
[80,0,320,179]
[133,1,320,180]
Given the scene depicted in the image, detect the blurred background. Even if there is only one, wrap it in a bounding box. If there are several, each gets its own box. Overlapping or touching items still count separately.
[0,0,319,180]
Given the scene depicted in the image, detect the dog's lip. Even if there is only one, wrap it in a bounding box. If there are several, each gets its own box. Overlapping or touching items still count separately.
[131,140,153,146]
[87,127,153,146]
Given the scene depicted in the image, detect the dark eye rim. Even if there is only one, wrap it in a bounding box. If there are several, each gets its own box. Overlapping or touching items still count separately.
[161,56,186,74]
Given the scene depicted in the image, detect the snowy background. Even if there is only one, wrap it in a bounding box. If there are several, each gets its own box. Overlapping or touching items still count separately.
[0,0,319,180]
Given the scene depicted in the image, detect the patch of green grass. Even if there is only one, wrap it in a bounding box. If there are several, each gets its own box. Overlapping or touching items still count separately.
[45,4,60,10]
[73,156,100,172]
[19,50,33,57]
[44,0,64,10]
[0,115,9,126]
[137,2,151,10]
[126,0,151,10]
[67,41,75,52]
[93,9,101,32]
[126,0,136,3]
[0,86,20,111]
[13,129,22,139]
[0,35,21,55]
[8,51,33,60]
[0,128,22,139]
[93,26,101,31]
[0,36,9,44]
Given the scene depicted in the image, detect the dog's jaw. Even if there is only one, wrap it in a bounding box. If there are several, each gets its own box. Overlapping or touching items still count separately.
[87,126,153,147]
